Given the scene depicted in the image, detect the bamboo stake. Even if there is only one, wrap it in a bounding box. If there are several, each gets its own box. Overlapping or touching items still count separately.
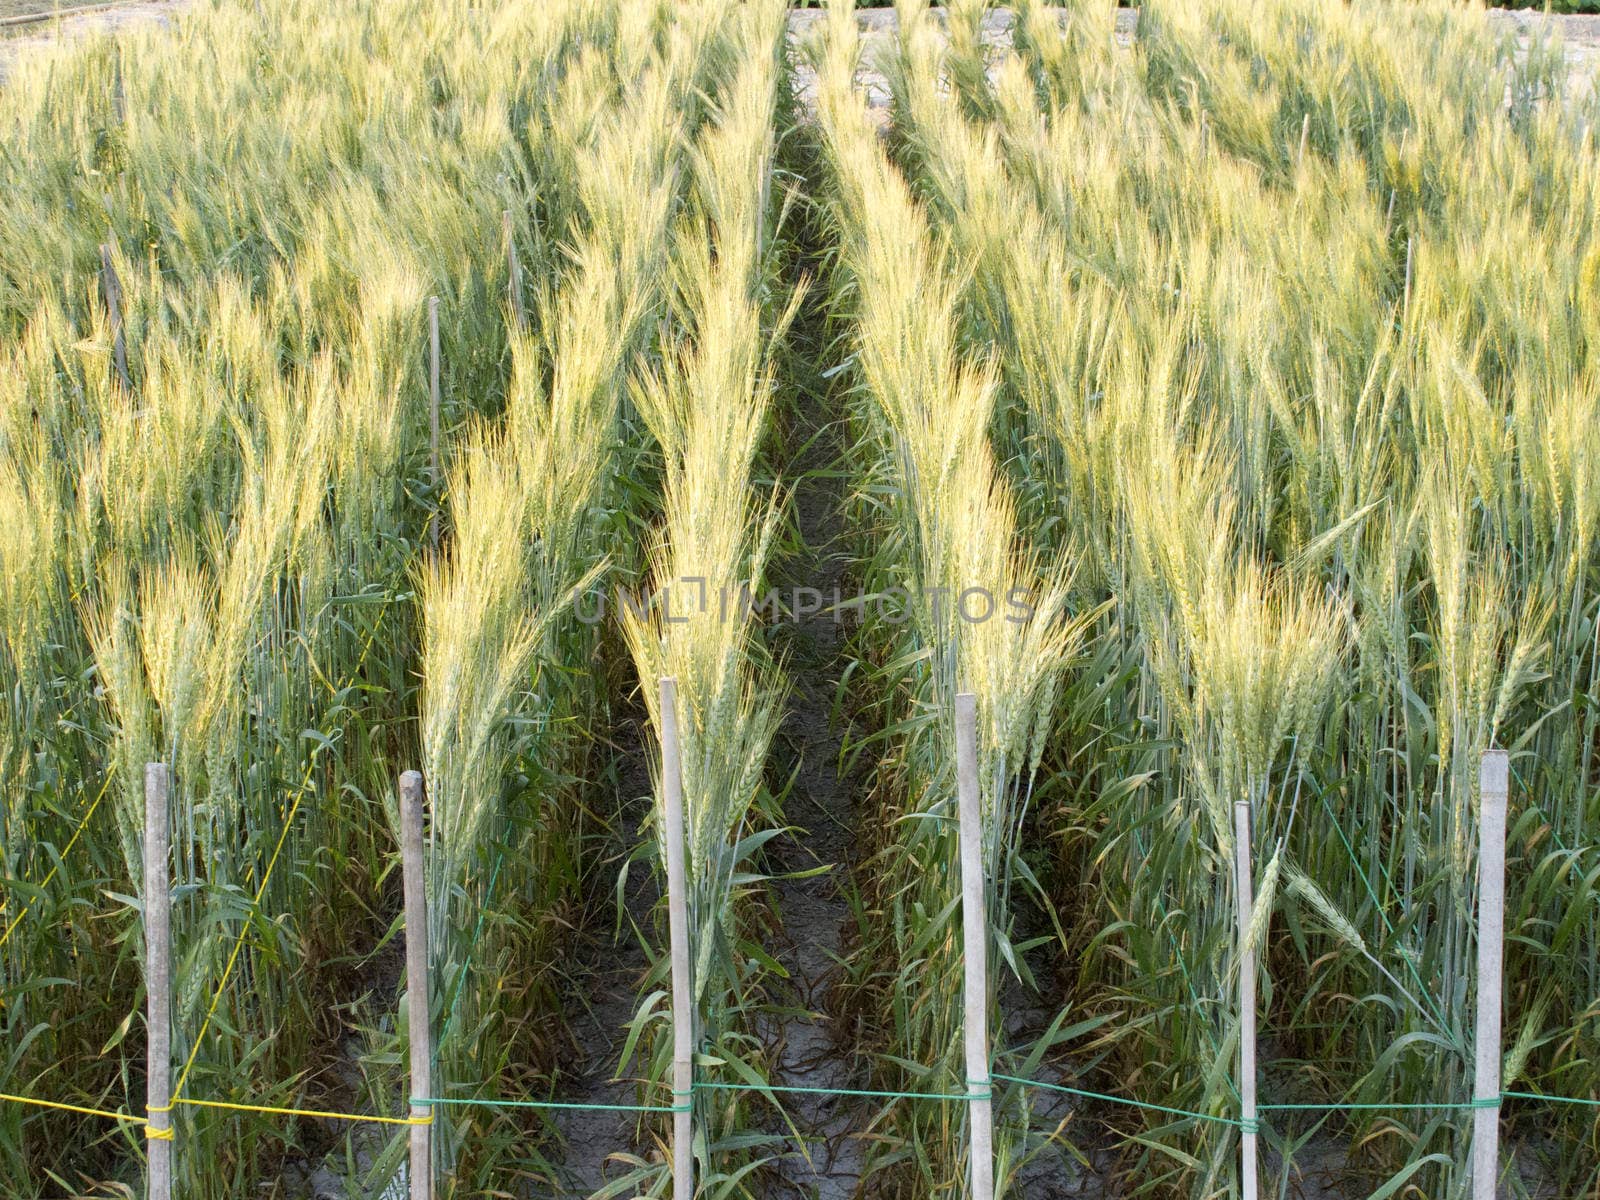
[145,763,172,1200]
[111,49,125,127]
[1473,750,1508,1200]
[0,2,134,30]
[100,243,130,392]
[954,693,994,1200]
[503,210,526,330]
[1403,234,1414,320]
[427,296,441,551]
[400,771,432,1200]
[1233,800,1258,1200]
[659,678,694,1198]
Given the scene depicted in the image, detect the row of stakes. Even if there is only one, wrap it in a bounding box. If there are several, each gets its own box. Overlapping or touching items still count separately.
[136,679,1512,1200]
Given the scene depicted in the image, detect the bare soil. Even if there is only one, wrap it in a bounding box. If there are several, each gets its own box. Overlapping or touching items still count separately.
[759,255,871,1199]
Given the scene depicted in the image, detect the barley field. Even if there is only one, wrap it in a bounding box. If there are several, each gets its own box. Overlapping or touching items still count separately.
[0,2,1597,1199]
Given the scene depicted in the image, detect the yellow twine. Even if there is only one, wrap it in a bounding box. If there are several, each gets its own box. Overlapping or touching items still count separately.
[0,772,115,950]
[168,774,312,1101]
[0,1091,144,1124]
[0,1091,423,1132]
[172,587,401,1103]
[175,1097,431,1126]
[0,528,437,1141]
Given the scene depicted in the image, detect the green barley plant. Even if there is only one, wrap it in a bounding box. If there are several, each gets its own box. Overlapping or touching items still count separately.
[619,5,799,1193]
[0,0,682,1192]
[413,12,742,1193]
[877,1,1600,1196]
[810,4,1094,1194]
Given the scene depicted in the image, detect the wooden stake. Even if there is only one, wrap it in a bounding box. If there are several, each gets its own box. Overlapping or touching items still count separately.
[1403,234,1415,321]
[954,693,994,1200]
[1233,800,1258,1200]
[145,763,172,1200]
[502,210,525,330]
[1298,112,1311,168]
[101,243,130,392]
[0,2,142,29]
[659,678,694,1198]
[1473,750,1509,1200]
[427,297,441,551]
[111,49,125,127]
[400,771,432,1200]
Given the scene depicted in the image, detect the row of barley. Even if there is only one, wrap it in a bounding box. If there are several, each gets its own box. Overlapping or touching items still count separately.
[865,0,1600,1196]
[808,5,1092,1194]
[0,0,772,1194]
[619,2,799,1193]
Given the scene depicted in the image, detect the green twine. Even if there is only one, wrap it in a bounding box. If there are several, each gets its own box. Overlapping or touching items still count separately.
[1502,1091,1600,1108]
[413,1094,689,1114]
[1260,1097,1497,1113]
[405,1081,1594,1123]
[991,1074,1246,1128]
[1128,829,1243,1105]
[696,1080,985,1103]
[1312,790,1452,1034]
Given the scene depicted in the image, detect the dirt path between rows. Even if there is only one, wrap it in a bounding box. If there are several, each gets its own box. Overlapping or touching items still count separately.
[759,220,871,1199]
[552,714,665,1199]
